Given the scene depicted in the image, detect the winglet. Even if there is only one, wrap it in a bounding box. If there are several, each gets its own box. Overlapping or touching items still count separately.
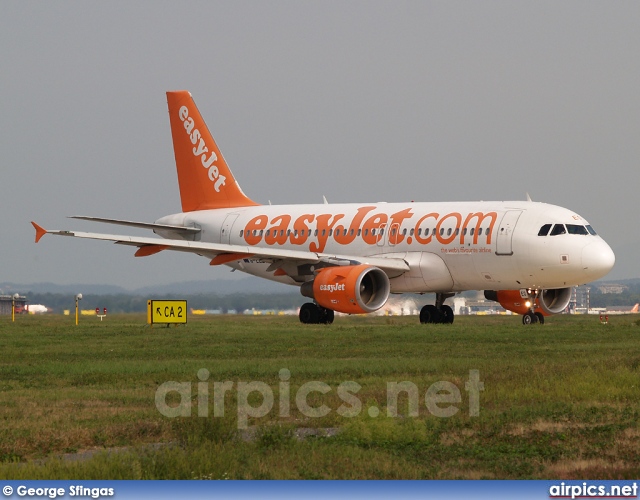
[31,221,47,243]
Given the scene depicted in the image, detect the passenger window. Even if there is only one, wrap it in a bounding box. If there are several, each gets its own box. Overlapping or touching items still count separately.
[410,228,414,236]
[440,228,444,236]
[447,228,452,236]
[550,224,566,236]
[586,225,597,235]
[350,229,354,236]
[478,228,483,236]
[357,229,361,236]
[470,228,475,236]
[567,224,588,235]
[538,224,552,236]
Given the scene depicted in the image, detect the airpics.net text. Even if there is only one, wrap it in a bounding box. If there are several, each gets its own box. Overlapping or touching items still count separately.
[155,369,484,429]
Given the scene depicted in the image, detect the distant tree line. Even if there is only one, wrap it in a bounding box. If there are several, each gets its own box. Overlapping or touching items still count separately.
[27,292,302,314]
[589,281,640,308]
[25,283,640,313]
[590,292,640,308]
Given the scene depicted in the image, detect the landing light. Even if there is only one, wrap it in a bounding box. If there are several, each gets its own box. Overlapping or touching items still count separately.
[525,301,532,308]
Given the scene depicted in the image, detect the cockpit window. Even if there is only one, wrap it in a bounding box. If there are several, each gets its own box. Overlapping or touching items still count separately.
[538,224,552,236]
[550,224,566,236]
[566,224,589,235]
[586,225,597,235]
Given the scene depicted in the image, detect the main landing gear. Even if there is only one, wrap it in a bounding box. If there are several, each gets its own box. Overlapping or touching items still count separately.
[420,293,455,324]
[299,302,335,324]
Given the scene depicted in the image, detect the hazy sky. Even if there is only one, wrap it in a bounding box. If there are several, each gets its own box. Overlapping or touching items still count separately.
[2,1,638,289]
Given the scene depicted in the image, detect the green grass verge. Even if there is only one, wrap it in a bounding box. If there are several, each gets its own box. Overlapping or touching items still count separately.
[0,313,638,479]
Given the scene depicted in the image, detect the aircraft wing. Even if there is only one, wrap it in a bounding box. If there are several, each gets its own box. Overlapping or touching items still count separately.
[31,222,409,275]
[69,216,201,235]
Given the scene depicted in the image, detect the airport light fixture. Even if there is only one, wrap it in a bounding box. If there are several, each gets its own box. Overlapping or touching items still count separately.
[75,293,83,326]
[11,293,19,322]
[96,307,107,321]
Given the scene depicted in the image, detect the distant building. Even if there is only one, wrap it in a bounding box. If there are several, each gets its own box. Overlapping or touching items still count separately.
[597,284,628,294]
[0,295,27,315]
[571,286,591,312]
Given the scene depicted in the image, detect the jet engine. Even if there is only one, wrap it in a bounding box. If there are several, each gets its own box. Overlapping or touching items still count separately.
[484,288,572,316]
[300,264,390,315]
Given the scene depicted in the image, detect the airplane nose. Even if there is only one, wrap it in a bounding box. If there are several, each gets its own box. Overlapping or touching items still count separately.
[581,240,615,280]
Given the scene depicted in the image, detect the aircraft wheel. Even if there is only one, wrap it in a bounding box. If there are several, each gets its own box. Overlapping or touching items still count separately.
[419,305,433,323]
[321,308,335,325]
[431,308,443,323]
[534,312,545,324]
[300,302,320,324]
[420,304,440,324]
[522,312,538,325]
[441,305,454,324]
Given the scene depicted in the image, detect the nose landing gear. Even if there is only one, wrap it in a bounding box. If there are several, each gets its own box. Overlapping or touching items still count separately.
[522,290,545,325]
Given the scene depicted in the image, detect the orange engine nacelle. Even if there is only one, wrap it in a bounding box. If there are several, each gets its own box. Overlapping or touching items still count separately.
[484,288,572,316]
[300,264,390,315]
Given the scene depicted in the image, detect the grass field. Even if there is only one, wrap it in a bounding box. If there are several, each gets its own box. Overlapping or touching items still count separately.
[0,312,638,479]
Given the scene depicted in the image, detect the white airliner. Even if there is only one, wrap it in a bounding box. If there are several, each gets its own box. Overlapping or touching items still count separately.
[32,91,615,325]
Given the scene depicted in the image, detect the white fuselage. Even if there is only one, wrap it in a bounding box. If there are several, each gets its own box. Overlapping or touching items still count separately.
[155,200,615,293]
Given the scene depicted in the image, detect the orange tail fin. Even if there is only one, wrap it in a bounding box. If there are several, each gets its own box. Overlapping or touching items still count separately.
[166,91,259,212]
[632,303,639,313]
